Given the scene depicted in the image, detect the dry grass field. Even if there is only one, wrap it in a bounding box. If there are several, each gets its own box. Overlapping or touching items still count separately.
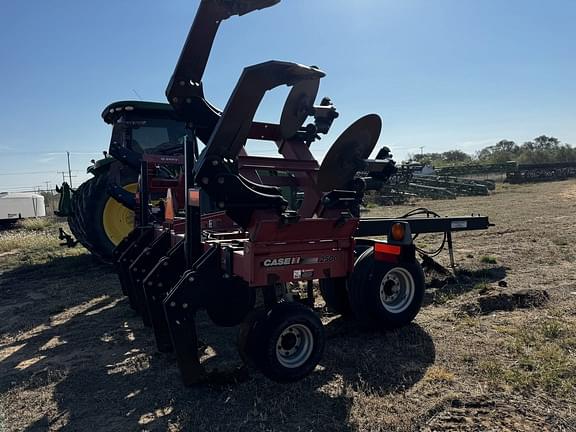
[1,180,575,431]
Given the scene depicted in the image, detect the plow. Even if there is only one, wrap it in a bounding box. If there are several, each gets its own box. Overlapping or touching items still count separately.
[75,0,493,384]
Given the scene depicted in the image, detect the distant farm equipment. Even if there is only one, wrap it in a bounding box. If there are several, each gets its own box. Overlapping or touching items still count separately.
[367,159,576,204]
[365,164,495,205]
[505,161,576,184]
[436,161,576,184]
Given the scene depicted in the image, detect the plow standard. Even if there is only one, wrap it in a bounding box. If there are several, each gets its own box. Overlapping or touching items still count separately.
[111,0,491,384]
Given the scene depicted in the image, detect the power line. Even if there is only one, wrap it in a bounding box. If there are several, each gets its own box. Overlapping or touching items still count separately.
[0,170,83,176]
[0,186,44,191]
[1,151,101,155]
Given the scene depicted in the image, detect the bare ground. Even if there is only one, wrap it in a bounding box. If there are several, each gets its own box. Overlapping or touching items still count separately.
[0,180,575,431]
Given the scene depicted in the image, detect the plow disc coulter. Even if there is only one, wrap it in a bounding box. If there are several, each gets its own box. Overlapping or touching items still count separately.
[112,0,491,384]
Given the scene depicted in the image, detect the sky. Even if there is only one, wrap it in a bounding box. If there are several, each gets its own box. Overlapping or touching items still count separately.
[1,0,575,192]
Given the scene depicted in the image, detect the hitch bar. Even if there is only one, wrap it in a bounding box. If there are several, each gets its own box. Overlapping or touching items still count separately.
[357,215,491,237]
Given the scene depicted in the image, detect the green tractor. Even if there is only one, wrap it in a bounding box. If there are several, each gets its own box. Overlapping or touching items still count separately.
[63,101,187,261]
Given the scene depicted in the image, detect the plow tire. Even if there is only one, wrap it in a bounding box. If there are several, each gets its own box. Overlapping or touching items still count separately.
[238,302,325,383]
[348,247,425,330]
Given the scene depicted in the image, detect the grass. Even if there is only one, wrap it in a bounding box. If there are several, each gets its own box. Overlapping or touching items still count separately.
[0,218,83,268]
[552,238,569,247]
[479,318,576,396]
[424,366,455,383]
[0,230,56,253]
[480,255,498,264]
[473,282,490,292]
[429,276,494,306]
[17,217,58,231]
[0,217,63,253]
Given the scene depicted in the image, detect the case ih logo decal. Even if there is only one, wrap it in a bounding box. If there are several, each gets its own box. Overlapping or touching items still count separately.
[263,257,301,267]
[262,256,336,267]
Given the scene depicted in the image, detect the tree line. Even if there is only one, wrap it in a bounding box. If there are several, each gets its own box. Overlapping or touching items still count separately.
[409,136,576,166]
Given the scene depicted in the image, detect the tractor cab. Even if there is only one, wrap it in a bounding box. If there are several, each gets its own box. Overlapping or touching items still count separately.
[100,101,189,172]
[58,101,192,261]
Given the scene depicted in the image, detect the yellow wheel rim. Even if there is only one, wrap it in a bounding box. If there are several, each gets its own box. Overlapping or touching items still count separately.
[102,183,138,246]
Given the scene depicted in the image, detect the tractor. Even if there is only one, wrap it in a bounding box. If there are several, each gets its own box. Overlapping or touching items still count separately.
[61,102,188,261]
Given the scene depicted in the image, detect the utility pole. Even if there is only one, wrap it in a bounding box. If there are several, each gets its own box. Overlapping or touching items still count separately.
[58,171,77,185]
[67,151,73,188]
[44,181,53,214]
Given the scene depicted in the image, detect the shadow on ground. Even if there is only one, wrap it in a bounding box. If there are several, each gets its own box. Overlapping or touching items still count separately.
[423,265,508,306]
[1,255,436,432]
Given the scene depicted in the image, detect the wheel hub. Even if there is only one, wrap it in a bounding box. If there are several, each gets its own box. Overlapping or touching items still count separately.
[378,268,415,314]
[275,323,314,368]
[279,332,298,353]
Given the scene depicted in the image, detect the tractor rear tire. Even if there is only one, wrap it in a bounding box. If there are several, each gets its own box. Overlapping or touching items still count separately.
[68,181,88,248]
[68,172,137,262]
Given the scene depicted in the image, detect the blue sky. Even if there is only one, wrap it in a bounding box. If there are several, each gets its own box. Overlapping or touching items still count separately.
[1,0,575,191]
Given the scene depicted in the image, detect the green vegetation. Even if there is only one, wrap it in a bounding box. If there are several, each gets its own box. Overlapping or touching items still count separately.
[424,365,455,383]
[473,282,490,292]
[480,256,497,264]
[17,217,58,231]
[479,318,576,396]
[0,218,85,267]
[410,135,576,166]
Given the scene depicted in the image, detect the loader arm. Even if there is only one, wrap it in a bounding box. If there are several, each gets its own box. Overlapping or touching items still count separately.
[166,0,280,142]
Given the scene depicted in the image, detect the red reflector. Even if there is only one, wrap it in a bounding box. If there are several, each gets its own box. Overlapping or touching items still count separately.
[188,188,200,206]
[374,243,401,255]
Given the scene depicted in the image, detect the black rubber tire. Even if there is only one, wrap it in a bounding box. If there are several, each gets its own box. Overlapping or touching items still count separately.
[317,244,373,315]
[206,277,256,327]
[348,247,425,330]
[238,302,325,383]
[68,180,93,252]
[319,277,351,315]
[68,171,137,262]
[348,247,375,327]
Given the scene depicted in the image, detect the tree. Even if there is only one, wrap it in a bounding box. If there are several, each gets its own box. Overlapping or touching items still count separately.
[477,140,518,164]
[441,150,472,163]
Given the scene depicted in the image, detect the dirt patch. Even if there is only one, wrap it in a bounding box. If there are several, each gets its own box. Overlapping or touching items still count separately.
[422,395,574,431]
[460,289,549,316]
[559,182,576,201]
